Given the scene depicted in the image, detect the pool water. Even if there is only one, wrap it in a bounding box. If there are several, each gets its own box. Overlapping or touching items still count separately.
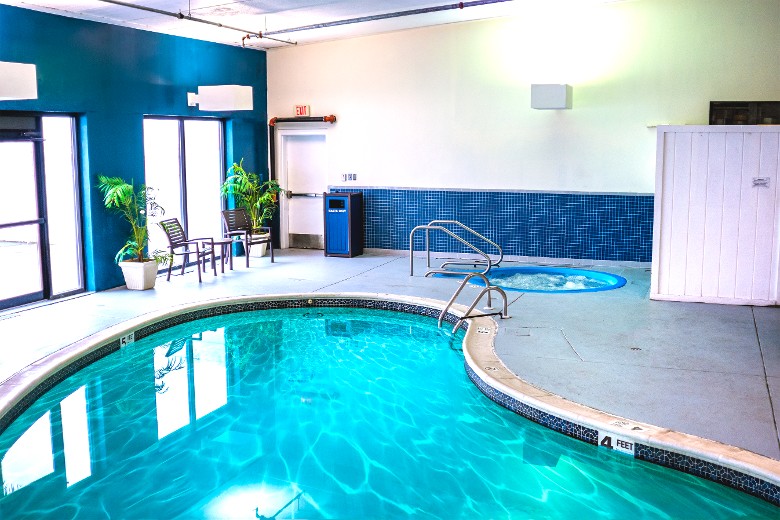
[0,307,775,518]
[484,266,627,293]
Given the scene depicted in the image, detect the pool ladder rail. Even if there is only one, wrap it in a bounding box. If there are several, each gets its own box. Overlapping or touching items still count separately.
[439,273,511,334]
[409,220,503,277]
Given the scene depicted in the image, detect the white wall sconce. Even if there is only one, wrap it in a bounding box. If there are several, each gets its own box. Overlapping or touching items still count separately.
[187,85,253,111]
[531,84,572,110]
[0,61,38,101]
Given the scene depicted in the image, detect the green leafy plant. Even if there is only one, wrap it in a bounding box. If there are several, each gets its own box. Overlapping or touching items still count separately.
[220,159,284,228]
[97,175,170,264]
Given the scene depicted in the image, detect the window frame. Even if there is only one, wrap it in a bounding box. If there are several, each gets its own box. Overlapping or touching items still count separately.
[0,112,85,310]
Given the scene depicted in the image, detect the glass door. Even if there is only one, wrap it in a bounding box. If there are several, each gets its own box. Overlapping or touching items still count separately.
[143,117,224,263]
[42,117,83,296]
[0,139,44,306]
[0,114,83,310]
[143,118,183,255]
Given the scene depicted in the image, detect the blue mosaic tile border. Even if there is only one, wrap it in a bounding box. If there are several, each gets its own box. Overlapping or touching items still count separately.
[0,340,120,435]
[466,364,599,445]
[636,444,780,506]
[0,298,462,437]
[332,188,654,263]
[134,298,461,340]
[467,363,780,507]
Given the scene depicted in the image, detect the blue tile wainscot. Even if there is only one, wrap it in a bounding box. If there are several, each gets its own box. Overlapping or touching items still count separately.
[332,188,654,263]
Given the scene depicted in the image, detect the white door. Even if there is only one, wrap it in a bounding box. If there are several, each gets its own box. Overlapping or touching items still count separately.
[280,133,328,249]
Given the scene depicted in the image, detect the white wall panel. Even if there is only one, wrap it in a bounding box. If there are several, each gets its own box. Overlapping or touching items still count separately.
[684,132,710,297]
[773,139,780,302]
[652,126,780,306]
[653,132,677,295]
[717,133,744,299]
[701,132,725,298]
[734,133,761,300]
[753,133,780,301]
[668,133,692,295]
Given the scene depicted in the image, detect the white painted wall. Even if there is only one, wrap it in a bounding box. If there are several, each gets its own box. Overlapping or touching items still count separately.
[267,0,780,194]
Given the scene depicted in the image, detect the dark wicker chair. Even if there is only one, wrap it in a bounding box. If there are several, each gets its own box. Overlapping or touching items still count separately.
[158,218,216,282]
[221,208,274,267]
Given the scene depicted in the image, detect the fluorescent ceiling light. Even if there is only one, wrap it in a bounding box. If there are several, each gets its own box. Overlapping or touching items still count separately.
[0,61,38,101]
[190,85,253,111]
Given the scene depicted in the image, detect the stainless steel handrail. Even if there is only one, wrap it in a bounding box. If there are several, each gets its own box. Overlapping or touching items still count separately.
[438,259,491,272]
[426,220,503,268]
[438,273,492,326]
[286,191,323,198]
[452,286,510,333]
[437,273,510,333]
[409,225,492,276]
[409,220,502,277]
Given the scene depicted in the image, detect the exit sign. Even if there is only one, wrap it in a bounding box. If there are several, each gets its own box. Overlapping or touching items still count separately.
[295,104,310,117]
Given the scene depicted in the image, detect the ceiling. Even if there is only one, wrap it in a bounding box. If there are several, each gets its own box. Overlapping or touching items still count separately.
[0,0,527,49]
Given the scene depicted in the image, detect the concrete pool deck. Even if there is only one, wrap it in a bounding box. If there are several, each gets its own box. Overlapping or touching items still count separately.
[1,248,778,465]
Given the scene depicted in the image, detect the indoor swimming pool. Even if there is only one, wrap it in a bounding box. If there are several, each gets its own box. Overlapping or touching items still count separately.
[0,306,775,518]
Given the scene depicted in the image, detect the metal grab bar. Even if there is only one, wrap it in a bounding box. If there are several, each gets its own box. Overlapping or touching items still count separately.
[438,273,510,333]
[425,220,503,268]
[410,225,492,276]
[438,273,492,326]
[285,191,323,198]
[410,220,502,277]
[452,286,511,333]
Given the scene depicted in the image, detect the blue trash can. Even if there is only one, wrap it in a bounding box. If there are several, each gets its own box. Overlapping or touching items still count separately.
[324,192,363,257]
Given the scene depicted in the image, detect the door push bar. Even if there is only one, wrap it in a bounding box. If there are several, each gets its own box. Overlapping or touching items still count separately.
[285,191,323,198]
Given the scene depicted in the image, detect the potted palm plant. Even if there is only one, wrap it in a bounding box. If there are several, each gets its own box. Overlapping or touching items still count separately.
[97,175,170,290]
[220,159,283,256]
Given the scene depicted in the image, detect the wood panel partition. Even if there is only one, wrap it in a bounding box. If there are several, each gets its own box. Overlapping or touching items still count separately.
[651,126,780,305]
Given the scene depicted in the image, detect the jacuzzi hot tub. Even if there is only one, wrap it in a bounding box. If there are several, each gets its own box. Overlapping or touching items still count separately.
[477,266,627,293]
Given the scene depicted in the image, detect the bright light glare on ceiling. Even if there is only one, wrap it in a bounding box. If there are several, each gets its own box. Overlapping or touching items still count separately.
[494,1,639,85]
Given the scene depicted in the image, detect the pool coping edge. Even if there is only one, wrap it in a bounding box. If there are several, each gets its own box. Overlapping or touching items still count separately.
[461,312,780,506]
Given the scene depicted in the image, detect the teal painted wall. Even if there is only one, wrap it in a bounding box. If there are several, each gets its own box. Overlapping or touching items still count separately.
[0,4,267,291]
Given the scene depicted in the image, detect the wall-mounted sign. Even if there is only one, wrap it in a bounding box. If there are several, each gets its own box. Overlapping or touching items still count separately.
[295,104,310,117]
[119,331,135,347]
[598,420,644,456]
[598,430,635,455]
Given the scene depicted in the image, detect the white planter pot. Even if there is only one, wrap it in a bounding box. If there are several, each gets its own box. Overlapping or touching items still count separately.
[248,234,269,257]
[119,260,159,290]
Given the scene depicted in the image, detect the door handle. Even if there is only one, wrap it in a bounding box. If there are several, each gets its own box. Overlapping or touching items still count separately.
[288,192,323,198]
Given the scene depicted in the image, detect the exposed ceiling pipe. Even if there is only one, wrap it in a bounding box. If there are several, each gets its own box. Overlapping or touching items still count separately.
[95,0,296,45]
[269,116,337,126]
[96,0,514,47]
[259,0,515,37]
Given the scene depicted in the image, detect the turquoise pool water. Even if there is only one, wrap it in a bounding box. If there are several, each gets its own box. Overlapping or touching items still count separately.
[0,307,775,518]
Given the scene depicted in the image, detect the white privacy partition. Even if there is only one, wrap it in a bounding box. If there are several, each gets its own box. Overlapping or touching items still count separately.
[651,126,780,305]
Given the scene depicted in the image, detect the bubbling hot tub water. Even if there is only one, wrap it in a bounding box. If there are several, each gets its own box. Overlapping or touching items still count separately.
[482,266,627,293]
